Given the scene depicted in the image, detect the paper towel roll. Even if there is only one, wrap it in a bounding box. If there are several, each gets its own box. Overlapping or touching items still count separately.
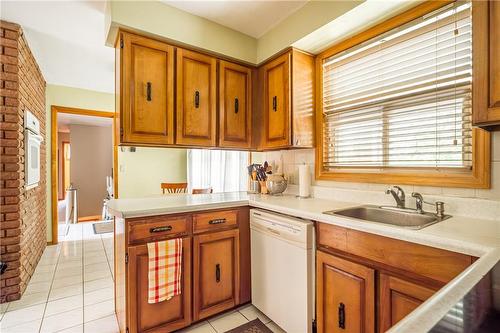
[298,164,311,198]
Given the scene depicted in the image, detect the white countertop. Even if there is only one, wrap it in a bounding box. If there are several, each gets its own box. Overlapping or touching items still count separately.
[107,192,500,333]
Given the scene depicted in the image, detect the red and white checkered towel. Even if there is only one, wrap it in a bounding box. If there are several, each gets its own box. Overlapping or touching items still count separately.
[147,238,182,304]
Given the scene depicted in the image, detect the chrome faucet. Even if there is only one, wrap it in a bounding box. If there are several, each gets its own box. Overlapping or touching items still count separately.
[412,192,446,219]
[385,186,406,209]
[412,192,425,214]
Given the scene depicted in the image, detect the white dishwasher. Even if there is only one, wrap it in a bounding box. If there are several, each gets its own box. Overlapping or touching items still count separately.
[250,209,315,333]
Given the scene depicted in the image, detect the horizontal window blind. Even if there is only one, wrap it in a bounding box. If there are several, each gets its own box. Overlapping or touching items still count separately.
[322,1,472,169]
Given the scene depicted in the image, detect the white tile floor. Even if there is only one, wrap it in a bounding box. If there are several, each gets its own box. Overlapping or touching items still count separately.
[0,222,286,333]
[0,223,117,333]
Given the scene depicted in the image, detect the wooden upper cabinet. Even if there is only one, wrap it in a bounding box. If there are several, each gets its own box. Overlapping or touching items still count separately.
[193,229,240,321]
[176,48,217,147]
[379,274,436,332]
[473,0,500,127]
[316,251,375,333]
[262,52,291,149]
[127,239,192,333]
[259,49,315,150]
[219,61,252,149]
[119,32,175,146]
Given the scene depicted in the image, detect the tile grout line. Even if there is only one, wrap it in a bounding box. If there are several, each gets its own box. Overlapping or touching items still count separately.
[100,233,114,280]
[37,235,64,333]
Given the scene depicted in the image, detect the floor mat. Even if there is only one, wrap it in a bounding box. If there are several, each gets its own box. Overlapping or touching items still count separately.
[92,221,114,234]
[225,319,273,333]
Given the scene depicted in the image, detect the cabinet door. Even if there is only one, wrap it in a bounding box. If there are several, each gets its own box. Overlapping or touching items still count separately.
[262,52,291,149]
[473,0,500,125]
[127,239,191,333]
[193,229,240,320]
[219,61,252,149]
[121,32,175,145]
[316,251,375,333]
[176,48,217,146]
[379,273,436,332]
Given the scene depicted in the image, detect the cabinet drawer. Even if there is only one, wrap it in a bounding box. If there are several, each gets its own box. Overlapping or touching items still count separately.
[193,209,238,234]
[128,215,190,244]
[317,223,473,284]
[317,223,347,251]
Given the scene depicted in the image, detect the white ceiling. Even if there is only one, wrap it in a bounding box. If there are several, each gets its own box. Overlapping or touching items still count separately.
[162,0,308,38]
[58,113,112,133]
[0,0,114,93]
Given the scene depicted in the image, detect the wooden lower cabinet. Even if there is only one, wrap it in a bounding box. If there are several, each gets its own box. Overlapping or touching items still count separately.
[193,229,240,320]
[115,207,250,333]
[379,274,436,332]
[316,222,474,333]
[127,239,192,333]
[316,250,375,333]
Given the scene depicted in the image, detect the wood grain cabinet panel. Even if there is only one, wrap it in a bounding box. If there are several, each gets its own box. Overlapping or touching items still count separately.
[127,239,192,333]
[316,250,375,333]
[193,229,240,320]
[262,52,291,149]
[219,61,252,148]
[120,32,175,146]
[473,0,500,126]
[379,274,436,332]
[176,48,217,147]
[259,49,315,150]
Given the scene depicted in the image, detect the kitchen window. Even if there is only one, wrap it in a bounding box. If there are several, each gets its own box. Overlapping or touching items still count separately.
[316,0,490,188]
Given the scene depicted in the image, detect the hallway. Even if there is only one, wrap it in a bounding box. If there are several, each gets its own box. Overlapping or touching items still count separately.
[0,223,117,332]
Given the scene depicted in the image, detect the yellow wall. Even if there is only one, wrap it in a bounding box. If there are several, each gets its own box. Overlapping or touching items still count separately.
[256,1,363,62]
[106,0,257,64]
[105,0,364,65]
[118,147,187,198]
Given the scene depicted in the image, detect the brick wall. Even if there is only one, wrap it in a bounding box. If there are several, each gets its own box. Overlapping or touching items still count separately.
[0,20,46,303]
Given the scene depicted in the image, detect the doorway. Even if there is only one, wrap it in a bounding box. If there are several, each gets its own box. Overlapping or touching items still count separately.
[51,105,117,245]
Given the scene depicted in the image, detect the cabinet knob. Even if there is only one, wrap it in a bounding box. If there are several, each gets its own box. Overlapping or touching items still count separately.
[195,91,200,108]
[234,98,239,114]
[146,82,152,101]
[209,218,226,225]
[149,226,172,233]
[215,263,221,283]
[338,302,345,329]
[272,96,277,112]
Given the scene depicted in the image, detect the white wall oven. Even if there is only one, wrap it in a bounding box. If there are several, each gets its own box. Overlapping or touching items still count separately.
[25,110,43,190]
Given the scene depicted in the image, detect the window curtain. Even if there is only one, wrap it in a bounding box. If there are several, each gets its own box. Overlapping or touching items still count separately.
[187,149,249,193]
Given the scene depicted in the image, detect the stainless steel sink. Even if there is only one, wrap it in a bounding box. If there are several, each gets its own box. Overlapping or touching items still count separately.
[323,205,450,230]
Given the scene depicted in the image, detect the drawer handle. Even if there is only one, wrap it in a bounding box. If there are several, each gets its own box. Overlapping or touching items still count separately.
[234,98,239,114]
[149,226,172,233]
[146,82,152,101]
[272,96,277,112]
[194,91,200,108]
[215,264,221,283]
[338,302,345,329]
[208,218,226,225]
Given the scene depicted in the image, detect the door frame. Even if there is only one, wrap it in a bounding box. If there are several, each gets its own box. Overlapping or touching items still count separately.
[50,105,117,245]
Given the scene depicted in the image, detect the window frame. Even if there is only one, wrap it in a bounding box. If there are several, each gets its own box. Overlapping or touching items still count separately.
[315,0,490,188]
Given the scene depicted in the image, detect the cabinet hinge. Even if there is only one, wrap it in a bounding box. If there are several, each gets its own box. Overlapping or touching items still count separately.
[126,328,129,333]
[120,127,123,137]
[312,319,317,333]
[120,37,124,49]
[125,253,128,264]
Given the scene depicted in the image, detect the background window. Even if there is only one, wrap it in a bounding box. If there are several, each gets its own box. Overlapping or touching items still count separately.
[187,149,249,193]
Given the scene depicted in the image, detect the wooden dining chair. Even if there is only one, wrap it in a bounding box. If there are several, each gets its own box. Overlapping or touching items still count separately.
[161,183,188,194]
[192,188,213,194]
